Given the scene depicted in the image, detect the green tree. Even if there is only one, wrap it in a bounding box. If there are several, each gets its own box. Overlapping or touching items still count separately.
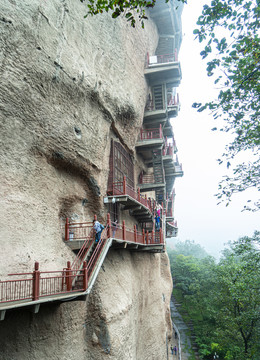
[168,233,260,359]
[80,0,186,28]
[213,232,260,359]
[192,0,260,211]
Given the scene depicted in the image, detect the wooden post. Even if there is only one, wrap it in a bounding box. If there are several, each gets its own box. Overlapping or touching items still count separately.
[146,230,149,244]
[32,262,40,301]
[65,218,69,241]
[134,225,137,243]
[107,213,111,238]
[83,261,88,291]
[122,221,126,241]
[94,214,97,221]
[145,194,147,207]
[152,230,154,244]
[138,188,141,202]
[123,176,126,195]
[160,229,163,244]
[142,229,145,244]
[159,124,162,138]
[66,261,72,291]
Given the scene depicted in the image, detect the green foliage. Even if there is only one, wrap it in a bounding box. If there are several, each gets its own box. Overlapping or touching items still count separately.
[80,0,186,28]
[168,233,260,359]
[193,0,260,211]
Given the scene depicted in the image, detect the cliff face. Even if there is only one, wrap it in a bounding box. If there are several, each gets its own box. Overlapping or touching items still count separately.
[0,0,173,359]
[0,250,172,359]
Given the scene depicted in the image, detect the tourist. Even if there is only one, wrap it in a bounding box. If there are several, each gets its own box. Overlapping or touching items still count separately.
[93,219,104,243]
[173,345,177,355]
[111,219,118,237]
[155,215,160,231]
[170,345,174,355]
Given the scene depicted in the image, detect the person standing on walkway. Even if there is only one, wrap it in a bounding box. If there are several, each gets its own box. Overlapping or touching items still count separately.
[111,219,118,237]
[93,220,104,243]
[173,346,177,355]
[170,345,174,355]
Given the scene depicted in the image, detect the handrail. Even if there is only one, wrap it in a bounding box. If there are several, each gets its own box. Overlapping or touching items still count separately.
[107,176,157,215]
[0,215,165,306]
[139,124,162,140]
[146,51,178,67]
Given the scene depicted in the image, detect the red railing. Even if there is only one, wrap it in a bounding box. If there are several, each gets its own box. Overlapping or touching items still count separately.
[146,50,178,67]
[0,214,164,305]
[139,124,162,140]
[108,176,157,214]
[112,220,163,245]
[168,220,177,227]
[64,219,93,241]
[0,262,88,304]
[163,143,174,157]
[145,94,179,112]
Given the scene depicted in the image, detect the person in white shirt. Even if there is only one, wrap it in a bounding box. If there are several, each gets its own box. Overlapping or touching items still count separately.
[93,220,104,242]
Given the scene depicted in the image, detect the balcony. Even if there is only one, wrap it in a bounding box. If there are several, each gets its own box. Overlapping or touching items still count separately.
[138,173,165,192]
[136,125,164,160]
[166,220,178,238]
[145,52,182,85]
[105,177,156,222]
[144,93,180,125]
[166,190,176,222]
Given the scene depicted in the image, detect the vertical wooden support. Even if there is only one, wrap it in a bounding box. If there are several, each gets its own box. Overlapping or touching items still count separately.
[159,124,162,138]
[142,229,145,244]
[107,213,111,238]
[146,230,149,244]
[66,261,72,291]
[123,176,126,195]
[152,230,154,244]
[32,262,40,301]
[122,221,126,241]
[138,188,141,202]
[65,218,69,241]
[83,261,88,291]
[94,214,97,221]
[134,225,137,243]
[145,194,147,207]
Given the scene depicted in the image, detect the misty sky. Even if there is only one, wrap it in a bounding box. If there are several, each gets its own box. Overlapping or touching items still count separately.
[168,0,259,257]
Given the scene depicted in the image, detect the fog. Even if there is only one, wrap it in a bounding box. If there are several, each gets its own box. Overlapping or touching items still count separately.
[167,0,259,258]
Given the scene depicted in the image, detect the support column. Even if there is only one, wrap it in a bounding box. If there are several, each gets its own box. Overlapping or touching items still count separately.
[32,262,40,301]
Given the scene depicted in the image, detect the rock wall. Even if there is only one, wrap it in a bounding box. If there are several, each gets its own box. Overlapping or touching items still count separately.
[0,0,173,359]
[0,250,172,359]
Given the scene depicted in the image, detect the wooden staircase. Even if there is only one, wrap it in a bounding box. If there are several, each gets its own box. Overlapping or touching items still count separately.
[152,149,165,203]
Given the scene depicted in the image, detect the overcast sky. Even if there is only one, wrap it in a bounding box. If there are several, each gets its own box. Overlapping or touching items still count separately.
[168,0,259,258]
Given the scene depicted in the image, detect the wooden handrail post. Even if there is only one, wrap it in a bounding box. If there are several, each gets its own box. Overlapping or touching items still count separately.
[107,213,111,238]
[146,230,149,244]
[32,262,40,301]
[159,124,162,138]
[145,194,147,207]
[123,176,126,195]
[83,261,88,291]
[94,214,97,221]
[66,261,72,291]
[65,218,69,241]
[134,225,137,242]
[160,228,163,244]
[122,221,126,240]
[138,188,141,202]
[142,229,145,244]
[152,230,154,244]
